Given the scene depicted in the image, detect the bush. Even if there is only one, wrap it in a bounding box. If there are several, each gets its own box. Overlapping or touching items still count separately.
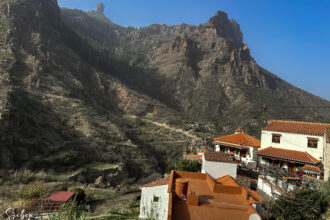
[271,188,328,220]
[7,169,54,185]
[48,202,85,220]
[176,160,201,172]
[73,188,86,204]
[19,181,47,199]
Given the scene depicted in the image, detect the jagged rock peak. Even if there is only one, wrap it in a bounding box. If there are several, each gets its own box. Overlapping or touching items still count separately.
[205,10,243,47]
[96,2,105,14]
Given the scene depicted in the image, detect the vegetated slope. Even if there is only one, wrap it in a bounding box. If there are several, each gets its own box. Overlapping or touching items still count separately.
[0,0,203,177]
[61,8,330,136]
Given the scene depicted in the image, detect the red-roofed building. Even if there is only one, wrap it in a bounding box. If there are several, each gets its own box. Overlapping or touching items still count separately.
[168,171,263,220]
[213,128,260,165]
[139,171,264,220]
[26,191,75,213]
[45,191,75,202]
[258,120,330,180]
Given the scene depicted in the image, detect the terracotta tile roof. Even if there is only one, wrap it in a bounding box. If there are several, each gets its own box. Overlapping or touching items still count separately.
[204,152,235,163]
[45,191,74,202]
[141,176,170,188]
[216,176,264,202]
[216,175,240,187]
[256,147,320,164]
[213,132,260,148]
[235,128,244,132]
[302,164,323,173]
[263,120,330,136]
[168,171,262,220]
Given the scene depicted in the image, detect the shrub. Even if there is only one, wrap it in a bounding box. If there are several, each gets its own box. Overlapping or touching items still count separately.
[271,188,328,220]
[19,181,47,199]
[73,188,86,204]
[48,202,85,220]
[7,169,54,185]
[176,159,201,172]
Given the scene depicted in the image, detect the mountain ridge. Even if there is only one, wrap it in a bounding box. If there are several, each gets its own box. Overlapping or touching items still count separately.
[0,0,201,178]
[0,0,329,177]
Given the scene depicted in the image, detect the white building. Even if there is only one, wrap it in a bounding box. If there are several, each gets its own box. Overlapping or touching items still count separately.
[257,120,330,180]
[139,176,170,220]
[213,128,260,165]
[257,176,282,199]
[201,151,237,179]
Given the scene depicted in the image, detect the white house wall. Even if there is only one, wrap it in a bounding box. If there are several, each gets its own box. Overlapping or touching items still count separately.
[260,130,324,162]
[325,142,330,180]
[202,160,237,179]
[257,177,281,199]
[139,185,169,220]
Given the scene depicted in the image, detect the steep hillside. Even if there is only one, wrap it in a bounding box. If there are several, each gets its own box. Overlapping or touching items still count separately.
[0,0,203,177]
[1,0,329,178]
[61,7,330,136]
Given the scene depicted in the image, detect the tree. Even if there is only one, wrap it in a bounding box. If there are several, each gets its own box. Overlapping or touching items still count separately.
[176,159,201,172]
[96,2,105,14]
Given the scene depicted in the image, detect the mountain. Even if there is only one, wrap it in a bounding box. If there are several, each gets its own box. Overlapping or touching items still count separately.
[0,0,329,178]
[61,6,330,134]
[0,0,201,178]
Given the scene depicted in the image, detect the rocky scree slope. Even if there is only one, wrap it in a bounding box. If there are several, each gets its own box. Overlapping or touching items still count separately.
[0,0,202,177]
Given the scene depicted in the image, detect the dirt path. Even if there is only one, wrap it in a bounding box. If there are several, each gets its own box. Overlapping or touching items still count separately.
[128,115,201,141]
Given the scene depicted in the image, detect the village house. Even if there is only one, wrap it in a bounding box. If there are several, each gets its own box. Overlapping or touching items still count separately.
[256,120,330,180]
[213,128,261,165]
[139,177,170,220]
[139,171,264,220]
[184,150,237,179]
[201,151,237,179]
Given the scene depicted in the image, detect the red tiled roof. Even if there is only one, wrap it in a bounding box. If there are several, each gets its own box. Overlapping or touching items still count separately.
[235,128,244,132]
[256,147,320,164]
[141,176,170,188]
[302,164,323,173]
[213,132,260,148]
[204,152,235,163]
[168,171,262,220]
[263,120,330,136]
[45,191,74,202]
[216,176,264,202]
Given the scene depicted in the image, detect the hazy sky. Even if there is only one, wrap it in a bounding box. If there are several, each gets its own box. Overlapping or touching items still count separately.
[58,0,330,101]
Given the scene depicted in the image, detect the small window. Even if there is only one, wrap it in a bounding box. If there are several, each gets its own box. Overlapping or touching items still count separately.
[272,134,281,143]
[153,196,159,202]
[307,138,318,148]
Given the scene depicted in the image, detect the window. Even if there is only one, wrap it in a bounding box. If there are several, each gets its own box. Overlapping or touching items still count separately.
[307,138,318,148]
[272,134,281,143]
[153,196,159,202]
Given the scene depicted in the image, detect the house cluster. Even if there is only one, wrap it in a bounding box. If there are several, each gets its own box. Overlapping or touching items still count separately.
[139,120,330,219]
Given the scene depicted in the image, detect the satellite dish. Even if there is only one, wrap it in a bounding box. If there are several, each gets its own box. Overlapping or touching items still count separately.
[249,214,261,220]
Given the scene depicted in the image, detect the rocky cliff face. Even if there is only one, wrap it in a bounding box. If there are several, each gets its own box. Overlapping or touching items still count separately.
[61,7,330,133]
[0,0,202,176]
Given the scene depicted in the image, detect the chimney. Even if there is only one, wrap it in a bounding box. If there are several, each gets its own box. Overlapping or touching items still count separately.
[187,192,199,206]
[175,179,189,199]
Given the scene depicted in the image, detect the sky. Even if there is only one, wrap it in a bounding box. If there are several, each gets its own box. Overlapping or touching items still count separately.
[58,0,330,101]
